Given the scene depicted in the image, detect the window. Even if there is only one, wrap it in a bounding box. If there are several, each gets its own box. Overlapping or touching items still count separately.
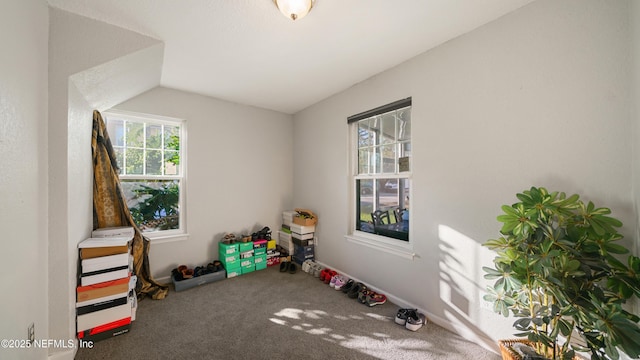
[104,110,186,239]
[350,98,411,242]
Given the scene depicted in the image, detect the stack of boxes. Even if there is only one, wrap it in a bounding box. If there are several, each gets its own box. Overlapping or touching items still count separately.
[219,231,274,277]
[219,240,241,278]
[76,226,136,342]
[281,209,317,265]
[278,210,297,255]
[266,238,280,267]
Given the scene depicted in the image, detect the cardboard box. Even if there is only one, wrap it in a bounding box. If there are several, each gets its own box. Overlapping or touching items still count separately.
[292,236,314,247]
[254,253,267,265]
[219,241,239,255]
[241,264,255,274]
[220,252,238,264]
[221,258,240,269]
[240,257,254,267]
[282,211,297,226]
[293,208,317,226]
[294,244,315,257]
[238,242,253,252]
[266,256,280,267]
[278,231,294,252]
[289,223,315,235]
[226,266,241,278]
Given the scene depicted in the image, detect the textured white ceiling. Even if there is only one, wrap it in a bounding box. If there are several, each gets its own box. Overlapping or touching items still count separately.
[47,0,534,114]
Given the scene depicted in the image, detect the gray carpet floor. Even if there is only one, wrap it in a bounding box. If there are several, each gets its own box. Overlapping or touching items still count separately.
[75,265,500,360]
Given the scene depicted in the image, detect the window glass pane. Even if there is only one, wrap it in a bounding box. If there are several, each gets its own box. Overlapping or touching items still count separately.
[164,125,180,151]
[121,179,180,232]
[356,179,375,232]
[113,147,124,174]
[146,124,162,149]
[358,149,370,174]
[165,150,179,175]
[358,122,373,148]
[126,122,144,147]
[371,146,382,174]
[107,119,125,147]
[126,148,144,175]
[380,112,395,145]
[356,177,410,241]
[145,149,162,175]
[381,144,396,173]
[397,108,411,141]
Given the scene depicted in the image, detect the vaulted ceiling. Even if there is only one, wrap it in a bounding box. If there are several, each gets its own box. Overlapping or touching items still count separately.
[47,0,534,114]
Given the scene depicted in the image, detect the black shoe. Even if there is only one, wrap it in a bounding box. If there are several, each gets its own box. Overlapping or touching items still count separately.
[288,263,297,274]
[341,279,355,293]
[348,282,366,299]
[280,261,290,272]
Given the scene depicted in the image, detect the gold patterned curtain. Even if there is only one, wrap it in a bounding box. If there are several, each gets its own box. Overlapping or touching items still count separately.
[92,110,168,300]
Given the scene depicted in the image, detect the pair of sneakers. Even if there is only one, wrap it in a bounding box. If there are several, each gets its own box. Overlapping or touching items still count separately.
[329,274,348,290]
[357,290,387,307]
[320,268,337,284]
[395,308,426,331]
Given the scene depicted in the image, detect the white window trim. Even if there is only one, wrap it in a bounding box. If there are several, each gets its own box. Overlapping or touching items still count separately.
[347,101,414,258]
[104,109,188,242]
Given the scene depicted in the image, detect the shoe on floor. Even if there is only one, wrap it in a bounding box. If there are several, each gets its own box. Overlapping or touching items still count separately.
[366,293,387,307]
[319,268,331,282]
[333,275,348,291]
[341,279,355,294]
[348,282,366,299]
[280,261,289,272]
[358,289,374,304]
[395,308,414,325]
[311,264,323,278]
[288,262,298,274]
[302,260,313,273]
[405,310,426,331]
[324,270,337,284]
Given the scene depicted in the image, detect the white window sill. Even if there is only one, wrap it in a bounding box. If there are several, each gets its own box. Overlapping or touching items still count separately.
[345,232,416,260]
[145,233,189,244]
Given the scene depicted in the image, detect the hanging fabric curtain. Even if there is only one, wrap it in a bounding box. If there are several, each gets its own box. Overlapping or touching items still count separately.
[92,110,169,300]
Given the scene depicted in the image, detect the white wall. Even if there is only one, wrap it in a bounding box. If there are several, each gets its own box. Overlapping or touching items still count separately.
[114,87,294,279]
[0,0,49,359]
[48,8,161,358]
[293,0,635,352]
[632,0,640,318]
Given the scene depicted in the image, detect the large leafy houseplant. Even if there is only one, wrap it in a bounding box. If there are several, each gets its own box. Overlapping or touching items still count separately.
[483,187,640,360]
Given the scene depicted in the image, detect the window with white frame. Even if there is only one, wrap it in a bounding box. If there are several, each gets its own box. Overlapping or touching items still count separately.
[349,98,411,242]
[104,111,186,238]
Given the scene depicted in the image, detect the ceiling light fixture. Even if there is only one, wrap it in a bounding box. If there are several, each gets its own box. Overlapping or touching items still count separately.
[273,0,315,21]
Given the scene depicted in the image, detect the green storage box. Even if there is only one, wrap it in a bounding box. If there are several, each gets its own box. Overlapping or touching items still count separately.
[241,264,255,274]
[255,261,267,271]
[254,253,267,265]
[238,242,253,252]
[240,257,254,268]
[254,247,267,255]
[220,252,238,264]
[226,266,241,278]
[221,258,240,269]
[219,241,239,255]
